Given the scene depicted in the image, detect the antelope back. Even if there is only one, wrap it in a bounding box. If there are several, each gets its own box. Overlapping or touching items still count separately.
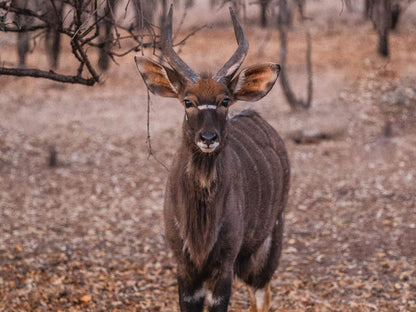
[227,110,290,251]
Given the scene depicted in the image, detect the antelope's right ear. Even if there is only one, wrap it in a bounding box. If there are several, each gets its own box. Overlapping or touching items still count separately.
[134,56,182,98]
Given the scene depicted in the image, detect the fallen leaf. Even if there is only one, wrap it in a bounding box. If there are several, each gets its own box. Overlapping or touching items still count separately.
[80,294,92,303]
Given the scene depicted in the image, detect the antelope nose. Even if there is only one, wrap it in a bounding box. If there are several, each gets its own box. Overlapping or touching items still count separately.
[200,132,218,145]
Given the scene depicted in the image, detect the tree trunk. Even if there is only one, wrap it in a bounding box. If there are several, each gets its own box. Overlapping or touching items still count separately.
[160,0,168,28]
[260,2,267,28]
[390,3,401,30]
[278,0,313,111]
[364,0,374,19]
[378,27,389,57]
[376,0,392,57]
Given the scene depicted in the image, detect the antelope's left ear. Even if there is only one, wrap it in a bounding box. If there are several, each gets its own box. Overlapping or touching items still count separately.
[134,55,183,98]
[228,63,280,102]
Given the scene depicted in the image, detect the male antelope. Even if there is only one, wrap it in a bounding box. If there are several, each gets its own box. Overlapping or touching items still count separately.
[135,6,290,312]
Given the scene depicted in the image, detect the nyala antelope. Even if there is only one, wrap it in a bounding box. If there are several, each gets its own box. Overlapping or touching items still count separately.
[135,6,290,312]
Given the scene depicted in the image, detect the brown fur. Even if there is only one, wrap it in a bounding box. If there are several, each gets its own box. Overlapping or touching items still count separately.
[163,109,289,311]
[135,34,287,312]
[186,79,230,102]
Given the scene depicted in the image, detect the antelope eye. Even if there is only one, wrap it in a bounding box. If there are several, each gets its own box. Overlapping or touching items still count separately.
[184,99,193,108]
[221,98,230,108]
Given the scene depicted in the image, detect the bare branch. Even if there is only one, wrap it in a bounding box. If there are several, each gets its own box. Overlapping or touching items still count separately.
[305,31,313,107]
[71,36,100,82]
[0,0,204,85]
[0,66,96,85]
[1,24,47,32]
[174,24,209,48]
[0,2,47,22]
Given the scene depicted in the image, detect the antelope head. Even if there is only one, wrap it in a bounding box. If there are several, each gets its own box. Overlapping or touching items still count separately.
[135,6,280,154]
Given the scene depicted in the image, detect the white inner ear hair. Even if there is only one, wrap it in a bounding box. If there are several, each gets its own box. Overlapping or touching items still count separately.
[234,71,246,94]
[161,66,179,94]
[198,105,217,110]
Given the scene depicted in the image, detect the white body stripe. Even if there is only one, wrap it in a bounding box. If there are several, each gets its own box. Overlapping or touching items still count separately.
[198,105,217,110]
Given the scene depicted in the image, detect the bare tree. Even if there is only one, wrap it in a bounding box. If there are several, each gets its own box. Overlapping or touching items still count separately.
[367,0,393,57]
[12,0,33,68]
[277,0,313,111]
[0,0,167,85]
[365,0,415,57]
[44,0,64,69]
[211,0,247,19]
[97,0,116,71]
[259,0,272,27]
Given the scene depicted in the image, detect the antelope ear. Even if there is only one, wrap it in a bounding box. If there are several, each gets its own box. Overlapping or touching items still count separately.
[229,63,280,102]
[134,56,183,98]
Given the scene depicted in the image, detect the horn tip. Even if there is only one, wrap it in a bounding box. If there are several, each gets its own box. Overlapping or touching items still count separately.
[167,3,173,21]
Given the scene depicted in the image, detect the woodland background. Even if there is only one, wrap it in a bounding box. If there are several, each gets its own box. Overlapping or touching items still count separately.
[0,0,415,311]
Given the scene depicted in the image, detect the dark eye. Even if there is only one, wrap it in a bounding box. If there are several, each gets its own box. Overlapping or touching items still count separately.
[221,98,230,108]
[184,99,193,108]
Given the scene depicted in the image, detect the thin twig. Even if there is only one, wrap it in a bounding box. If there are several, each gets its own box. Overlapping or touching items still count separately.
[173,6,188,42]
[145,89,169,171]
[0,2,47,22]
[106,0,121,48]
[146,89,153,156]
[305,31,313,107]
[71,37,100,82]
[174,24,208,47]
[1,25,47,32]
[257,26,273,57]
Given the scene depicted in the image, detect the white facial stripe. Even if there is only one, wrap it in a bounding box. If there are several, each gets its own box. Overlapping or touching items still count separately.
[198,105,217,110]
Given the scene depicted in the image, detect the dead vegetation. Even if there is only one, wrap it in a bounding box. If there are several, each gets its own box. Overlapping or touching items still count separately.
[1,3,416,311]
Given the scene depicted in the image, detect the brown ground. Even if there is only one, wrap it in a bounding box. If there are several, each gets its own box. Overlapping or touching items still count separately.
[1,4,416,312]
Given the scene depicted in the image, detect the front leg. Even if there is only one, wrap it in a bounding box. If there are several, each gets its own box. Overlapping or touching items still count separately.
[178,275,205,312]
[206,270,233,312]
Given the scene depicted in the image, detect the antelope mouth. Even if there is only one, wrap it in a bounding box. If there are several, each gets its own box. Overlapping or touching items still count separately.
[197,141,219,153]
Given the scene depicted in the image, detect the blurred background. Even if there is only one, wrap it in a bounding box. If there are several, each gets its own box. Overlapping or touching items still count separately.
[1,0,415,311]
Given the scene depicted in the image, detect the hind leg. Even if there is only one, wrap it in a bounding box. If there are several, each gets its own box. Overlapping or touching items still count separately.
[238,212,284,311]
[248,283,271,312]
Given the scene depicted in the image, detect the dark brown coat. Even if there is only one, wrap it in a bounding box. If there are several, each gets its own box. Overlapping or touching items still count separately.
[135,6,290,312]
